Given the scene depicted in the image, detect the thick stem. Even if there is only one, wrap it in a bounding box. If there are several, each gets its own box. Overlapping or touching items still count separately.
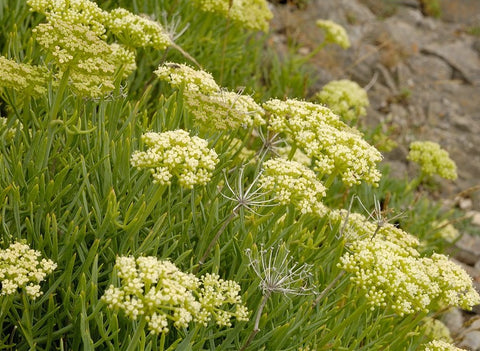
[195,211,237,273]
[170,42,202,69]
[240,292,271,351]
[313,270,345,307]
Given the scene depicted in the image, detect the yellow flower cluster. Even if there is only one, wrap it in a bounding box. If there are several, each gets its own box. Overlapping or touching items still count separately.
[34,19,136,98]
[259,158,326,214]
[27,0,108,36]
[316,19,351,49]
[316,79,369,122]
[102,256,248,334]
[0,56,48,97]
[107,8,172,49]
[422,317,453,344]
[185,90,265,130]
[424,340,466,351]
[155,63,265,130]
[339,238,480,316]
[329,209,420,249]
[130,130,219,188]
[192,0,273,32]
[432,220,460,243]
[263,99,382,186]
[0,242,57,299]
[154,62,219,93]
[408,141,458,180]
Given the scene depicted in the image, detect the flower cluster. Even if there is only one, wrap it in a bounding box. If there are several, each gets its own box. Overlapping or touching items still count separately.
[259,158,326,214]
[34,19,136,97]
[423,340,466,351]
[263,99,382,186]
[185,89,265,130]
[339,238,480,315]
[192,0,273,32]
[329,209,420,249]
[154,62,219,93]
[0,56,48,96]
[102,256,248,334]
[107,8,172,49]
[27,0,108,36]
[408,141,457,180]
[197,273,249,327]
[316,19,350,49]
[422,317,453,343]
[432,220,460,243]
[0,242,57,299]
[316,79,369,122]
[130,130,219,188]
[155,62,265,130]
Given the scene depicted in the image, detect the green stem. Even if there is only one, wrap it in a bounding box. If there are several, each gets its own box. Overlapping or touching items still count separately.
[195,211,237,273]
[297,41,327,64]
[126,319,147,351]
[313,270,345,307]
[240,291,271,351]
[287,145,297,161]
[50,68,70,122]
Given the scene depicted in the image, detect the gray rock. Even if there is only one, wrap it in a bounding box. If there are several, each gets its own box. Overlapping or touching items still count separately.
[454,234,480,265]
[458,330,480,350]
[422,41,480,85]
[407,54,453,81]
[468,211,480,227]
[442,307,465,336]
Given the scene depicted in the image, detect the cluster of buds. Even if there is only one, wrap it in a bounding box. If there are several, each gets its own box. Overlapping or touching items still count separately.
[0,242,56,299]
[102,256,248,334]
[408,141,458,180]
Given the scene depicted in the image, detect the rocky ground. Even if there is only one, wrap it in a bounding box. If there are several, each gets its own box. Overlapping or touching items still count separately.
[269,0,480,348]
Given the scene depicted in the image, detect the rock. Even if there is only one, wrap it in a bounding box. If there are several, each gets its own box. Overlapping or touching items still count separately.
[468,211,480,227]
[407,54,453,81]
[458,197,474,211]
[346,44,381,85]
[454,234,480,265]
[422,41,480,85]
[458,330,480,350]
[442,307,465,336]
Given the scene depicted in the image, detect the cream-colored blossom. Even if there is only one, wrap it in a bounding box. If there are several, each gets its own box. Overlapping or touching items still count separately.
[432,220,460,243]
[130,130,219,188]
[184,89,265,130]
[316,19,350,49]
[0,242,57,299]
[155,63,264,130]
[422,317,453,343]
[316,79,369,122]
[259,158,326,214]
[329,209,419,249]
[34,19,136,98]
[192,0,273,32]
[154,62,219,93]
[339,238,480,316]
[102,256,248,334]
[27,0,108,36]
[197,273,249,327]
[424,340,466,351]
[263,98,382,186]
[0,56,48,96]
[408,141,457,180]
[106,8,172,49]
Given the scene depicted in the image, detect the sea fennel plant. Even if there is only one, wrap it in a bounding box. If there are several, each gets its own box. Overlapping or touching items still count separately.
[0,0,476,350]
